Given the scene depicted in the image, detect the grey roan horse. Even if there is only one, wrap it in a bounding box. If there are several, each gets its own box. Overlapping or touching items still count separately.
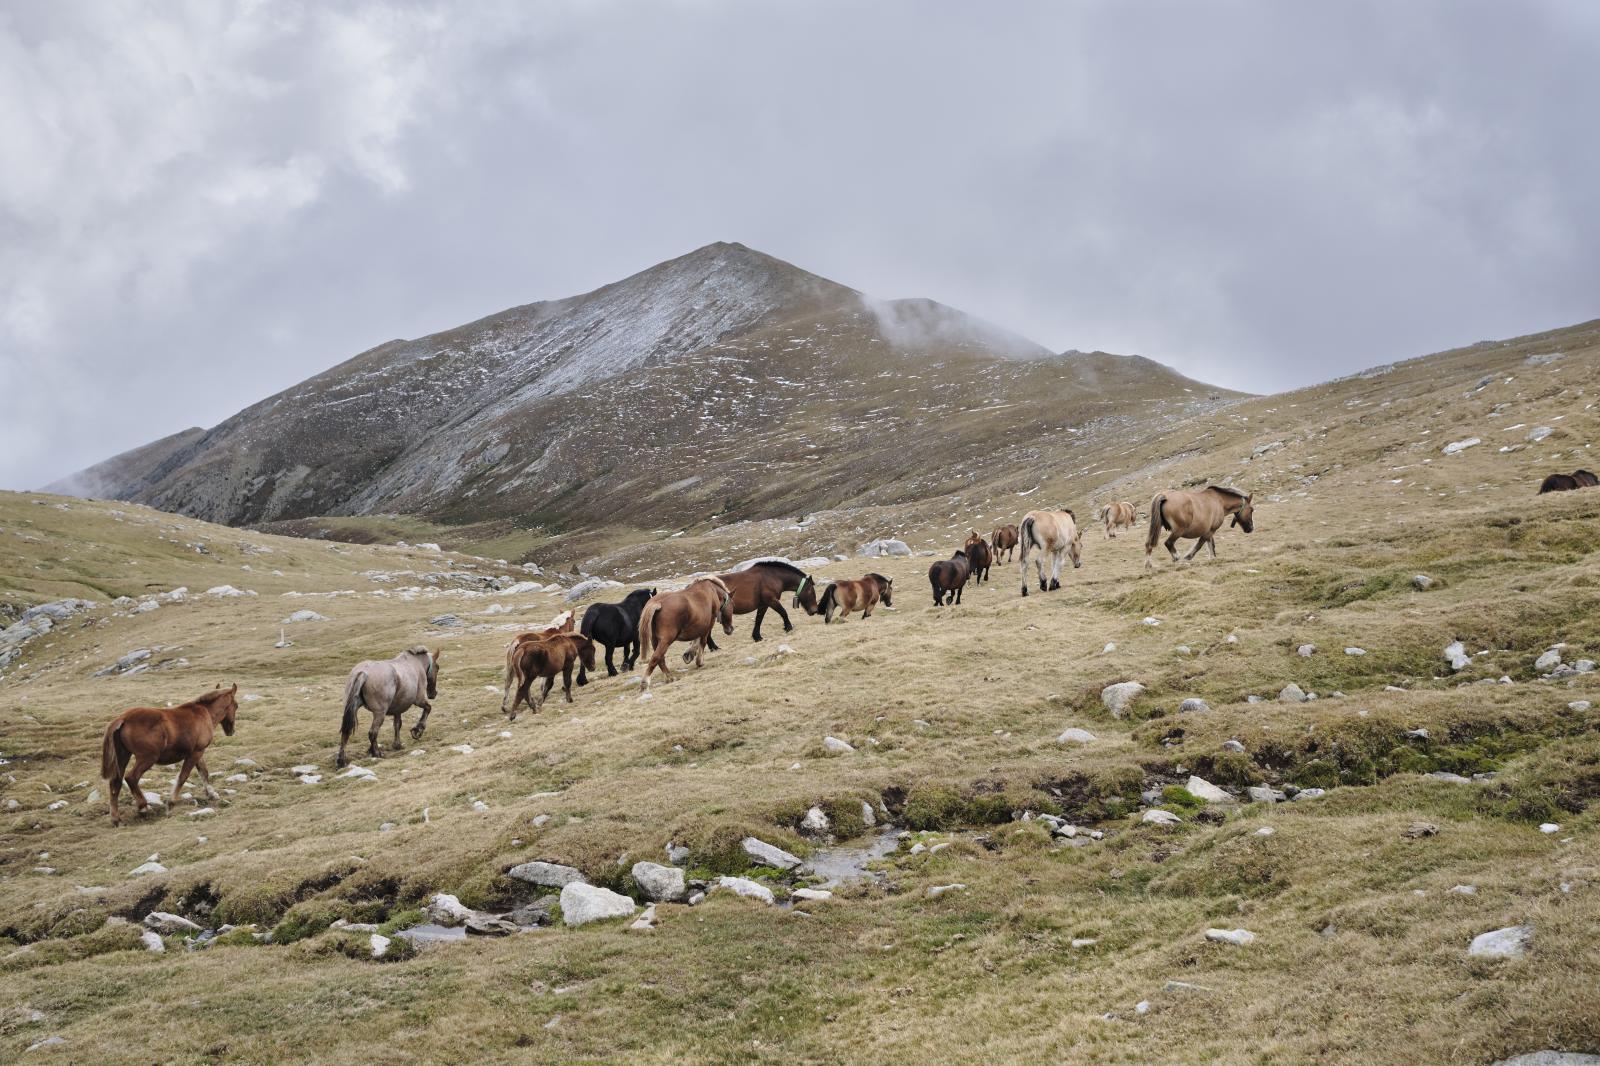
[336,646,439,767]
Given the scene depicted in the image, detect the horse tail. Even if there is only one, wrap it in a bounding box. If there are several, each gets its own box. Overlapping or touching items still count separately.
[101,718,126,780]
[342,670,367,736]
[1145,494,1167,552]
[1019,515,1037,562]
[637,601,661,667]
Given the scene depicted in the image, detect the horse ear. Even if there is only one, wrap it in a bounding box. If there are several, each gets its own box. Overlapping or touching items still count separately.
[229,683,238,694]
[433,650,442,663]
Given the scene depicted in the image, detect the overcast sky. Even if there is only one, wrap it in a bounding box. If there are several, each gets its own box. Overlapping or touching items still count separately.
[3,1,1597,489]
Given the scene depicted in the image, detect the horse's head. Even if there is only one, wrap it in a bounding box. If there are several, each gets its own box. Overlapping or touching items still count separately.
[792,574,821,616]
[575,636,597,671]
[1068,528,1083,569]
[424,649,441,699]
[215,683,238,736]
[878,575,893,608]
[1232,494,1255,533]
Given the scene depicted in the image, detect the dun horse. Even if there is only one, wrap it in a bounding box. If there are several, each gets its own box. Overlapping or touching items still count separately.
[505,633,598,719]
[1018,509,1082,595]
[101,684,238,826]
[963,532,993,584]
[1098,501,1137,538]
[1145,486,1254,568]
[1538,470,1600,494]
[930,550,972,605]
[693,560,820,660]
[638,577,734,685]
[991,524,1020,563]
[337,647,438,767]
[818,574,893,622]
[579,588,655,680]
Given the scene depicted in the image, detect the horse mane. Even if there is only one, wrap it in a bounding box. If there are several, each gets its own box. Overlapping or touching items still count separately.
[750,559,806,579]
[867,573,890,585]
[1206,485,1249,501]
[953,549,967,558]
[196,686,233,704]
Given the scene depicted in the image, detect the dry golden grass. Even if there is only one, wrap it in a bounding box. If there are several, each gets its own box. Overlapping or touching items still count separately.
[2,321,1599,1063]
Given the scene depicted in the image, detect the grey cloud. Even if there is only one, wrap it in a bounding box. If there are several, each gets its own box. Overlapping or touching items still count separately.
[2,0,1596,489]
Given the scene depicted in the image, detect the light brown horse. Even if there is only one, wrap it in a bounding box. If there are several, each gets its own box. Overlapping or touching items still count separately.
[963,532,992,583]
[504,633,598,720]
[1098,501,1137,538]
[637,577,735,685]
[1019,509,1082,595]
[337,647,439,767]
[991,524,1020,563]
[501,611,578,710]
[1145,486,1254,568]
[818,574,893,622]
[101,684,238,826]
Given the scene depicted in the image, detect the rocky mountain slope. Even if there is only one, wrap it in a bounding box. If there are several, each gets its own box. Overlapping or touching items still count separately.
[50,243,1232,535]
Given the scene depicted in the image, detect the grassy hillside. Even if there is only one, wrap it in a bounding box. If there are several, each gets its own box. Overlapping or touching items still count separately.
[1,320,1598,1063]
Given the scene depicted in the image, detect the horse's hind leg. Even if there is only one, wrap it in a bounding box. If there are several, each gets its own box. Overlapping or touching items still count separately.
[391,713,405,751]
[605,644,618,677]
[126,754,155,814]
[1049,552,1062,591]
[107,752,128,826]
[367,709,384,758]
[1182,537,1205,563]
[1165,532,1181,562]
[562,663,574,703]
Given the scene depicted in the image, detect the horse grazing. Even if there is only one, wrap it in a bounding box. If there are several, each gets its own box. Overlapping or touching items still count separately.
[1098,501,1137,538]
[337,647,438,767]
[991,524,1020,563]
[579,588,655,681]
[1144,486,1254,569]
[638,577,735,686]
[818,574,893,622]
[963,533,993,584]
[1018,510,1082,595]
[1539,470,1600,494]
[929,550,973,605]
[693,560,821,660]
[101,684,238,826]
[505,633,598,720]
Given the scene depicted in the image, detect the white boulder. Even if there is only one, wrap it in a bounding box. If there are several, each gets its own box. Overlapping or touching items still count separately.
[560,883,637,926]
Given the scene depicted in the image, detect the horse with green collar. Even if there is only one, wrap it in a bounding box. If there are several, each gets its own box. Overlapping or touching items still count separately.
[688,559,821,660]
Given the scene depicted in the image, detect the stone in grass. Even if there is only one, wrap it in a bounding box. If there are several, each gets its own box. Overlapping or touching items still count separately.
[1297,644,1316,657]
[140,930,165,953]
[1057,727,1096,745]
[1535,649,1562,673]
[1141,809,1181,826]
[1101,681,1145,718]
[741,837,803,871]
[630,861,686,902]
[1205,927,1256,946]
[143,912,202,935]
[560,883,637,926]
[926,883,967,898]
[800,806,830,834]
[1247,785,1285,804]
[129,861,167,876]
[369,933,391,958]
[1571,701,1592,712]
[1278,683,1307,703]
[426,894,475,927]
[1222,740,1247,754]
[508,861,586,888]
[714,876,775,905]
[823,736,855,754]
[1184,776,1234,804]
[1468,924,1532,959]
[1493,1054,1600,1065]
[1413,574,1434,591]
[792,888,833,902]
[1178,698,1210,713]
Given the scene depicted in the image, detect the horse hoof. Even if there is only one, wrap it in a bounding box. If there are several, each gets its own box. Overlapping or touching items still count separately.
[1049,580,1061,591]
[1020,587,1028,597]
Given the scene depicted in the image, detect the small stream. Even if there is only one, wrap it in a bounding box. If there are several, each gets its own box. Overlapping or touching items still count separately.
[394,923,468,946]
[806,827,901,887]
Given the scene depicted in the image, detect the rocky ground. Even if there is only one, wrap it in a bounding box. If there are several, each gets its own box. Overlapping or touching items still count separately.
[2,317,1598,1063]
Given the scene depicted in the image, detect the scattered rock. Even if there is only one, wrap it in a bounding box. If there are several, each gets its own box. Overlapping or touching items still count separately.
[713,876,775,904]
[128,861,167,876]
[628,904,658,933]
[1571,701,1592,712]
[1494,1054,1600,1065]
[25,1036,66,1053]
[282,610,329,623]
[1185,776,1234,804]
[822,736,855,754]
[425,894,475,927]
[1535,649,1562,673]
[792,888,833,902]
[800,806,830,834]
[1539,823,1561,835]
[1204,928,1256,946]
[858,538,911,558]
[369,933,392,957]
[1404,822,1439,839]
[559,882,637,926]
[1178,698,1210,713]
[1101,681,1146,718]
[926,883,966,898]
[1345,647,1366,656]
[1413,574,1434,591]
[564,577,624,603]
[1141,809,1181,826]
[1441,437,1481,455]
[741,837,803,871]
[630,861,686,902]
[508,861,586,888]
[1468,924,1532,959]
[1297,644,1316,657]
[1290,788,1326,801]
[1247,785,1285,804]
[1057,727,1096,744]
[861,802,877,827]
[1222,739,1247,754]
[1526,426,1554,442]
[1449,884,1477,895]
[1278,683,1307,703]
[1445,641,1472,672]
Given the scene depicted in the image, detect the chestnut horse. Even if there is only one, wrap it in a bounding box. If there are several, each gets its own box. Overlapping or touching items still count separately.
[693,560,821,661]
[101,684,238,826]
[1145,486,1254,568]
[504,633,598,720]
[964,533,993,584]
[1538,469,1599,494]
[638,577,734,686]
[1098,501,1137,538]
[991,524,1020,563]
[929,550,972,605]
[501,611,578,710]
[818,574,893,622]
[1019,509,1082,595]
[337,647,439,767]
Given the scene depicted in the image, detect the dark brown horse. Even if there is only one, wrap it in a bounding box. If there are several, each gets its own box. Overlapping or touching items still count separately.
[963,532,992,584]
[638,577,735,686]
[818,574,893,622]
[691,560,820,661]
[1539,470,1600,494]
[505,633,598,720]
[991,524,1019,563]
[929,550,972,605]
[101,684,238,826]
[1145,486,1254,568]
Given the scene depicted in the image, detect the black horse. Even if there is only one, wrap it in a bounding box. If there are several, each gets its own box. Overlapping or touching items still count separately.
[1539,469,1600,494]
[578,588,655,681]
[929,550,972,606]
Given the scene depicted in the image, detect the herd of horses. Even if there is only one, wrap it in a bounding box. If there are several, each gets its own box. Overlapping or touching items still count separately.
[87,463,1569,825]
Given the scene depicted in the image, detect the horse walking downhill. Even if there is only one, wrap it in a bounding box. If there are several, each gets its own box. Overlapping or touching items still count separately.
[637,577,735,686]
[1018,509,1082,595]
[1098,501,1137,538]
[101,684,238,826]
[337,647,439,767]
[1144,486,1254,568]
[818,574,893,622]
